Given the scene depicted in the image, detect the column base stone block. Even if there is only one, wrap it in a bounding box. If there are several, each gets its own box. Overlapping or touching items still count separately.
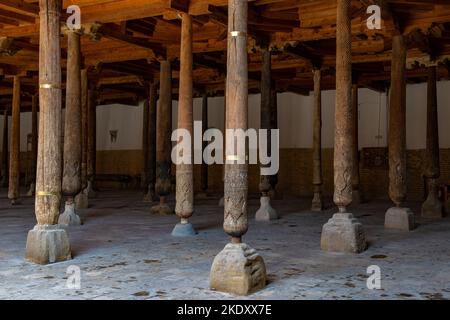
[385,207,415,231]
[311,193,324,212]
[25,225,72,265]
[210,243,266,296]
[255,196,278,221]
[58,202,82,226]
[422,194,443,219]
[171,222,197,237]
[218,196,224,207]
[150,203,173,215]
[27,183,35,197]
[321,213,367,253]
[75,190,89,210]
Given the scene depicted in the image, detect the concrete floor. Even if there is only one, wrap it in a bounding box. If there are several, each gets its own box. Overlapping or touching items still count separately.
[0,189,449,300]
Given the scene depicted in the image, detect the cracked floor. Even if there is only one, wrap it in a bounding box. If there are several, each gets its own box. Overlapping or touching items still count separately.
[0,190,449,300]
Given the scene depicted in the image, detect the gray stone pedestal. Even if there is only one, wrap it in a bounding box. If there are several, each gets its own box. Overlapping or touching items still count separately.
[25,225,72,265]
[255,196,278,221]
[150,203,173,215]
[58,202,82,226]
[86,180,96,198]
[75,189,89,209]
[143,188,155,203]
[171,220,197,237]
[218,196,224,207]
[210,243,266,296]
[385,207,415,231]
[321,213,367,253]
[422,193,443,219]
[311,192,323,212]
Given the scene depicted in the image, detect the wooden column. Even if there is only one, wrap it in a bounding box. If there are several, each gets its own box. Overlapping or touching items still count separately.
[8,75,21,204]
[311,68,323,211]
[384,35,415,231]
[352,83,362,204]
[75,68,89,209]
[210,0,266,296]
[60,29,82,226]
[80,69,88,190]
[26,0,71,265]
[200,92,208,194]
[422,66,443,218]
[255,47,277,221]
[1,108,8,187]
[27,94,38,196]
[173,13,195,235]
[86,85,97,197]
[151,60,173,215]
[269,87,279,195]
[388,35,408,208]
[142,98,150,190]
[144,81,157,201]
[320,0,367,253]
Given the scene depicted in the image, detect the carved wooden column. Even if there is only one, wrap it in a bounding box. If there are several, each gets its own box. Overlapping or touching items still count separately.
[210,0,266,296]
[256,46,277,221]
[384,35,415,231]
[86,84,97,198]
[268,87,279,198]
[144,81,157,202]
[422,66,443,218]
[141,98,150,190]
[311,68,324,211]
[199,92,209,196]
[172,13,196,236]
[8,75,21,205]
[75,68,89,209]
[150,60,173,215]
[27,94,38,196]
[320,0,367,253]
[1,108,8,187]
[352,83,362,204]
[59,29,82,226]
[26,0,71,265]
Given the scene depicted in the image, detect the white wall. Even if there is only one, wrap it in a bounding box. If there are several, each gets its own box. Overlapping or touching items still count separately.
[1,80,449,153]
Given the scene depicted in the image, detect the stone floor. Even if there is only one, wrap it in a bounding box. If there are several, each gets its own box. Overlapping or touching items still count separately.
[0,189,449,300]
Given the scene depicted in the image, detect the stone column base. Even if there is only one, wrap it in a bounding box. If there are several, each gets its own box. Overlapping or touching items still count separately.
[171,221,197,237]
[143,190,156,203]
[311,192,324,212]
[210,243,266,296]
[75,190,89,209]
[320,213,367,253]
[27,183,35,197]
[25,225,72,265]
[10,199,21,205]
[150,203,173,215]
[255,196,278,221]
[422,193,443,219]
[385,207,415,231]
[86,180,96,198]
[58,202,82,226]
[218,196,224,207]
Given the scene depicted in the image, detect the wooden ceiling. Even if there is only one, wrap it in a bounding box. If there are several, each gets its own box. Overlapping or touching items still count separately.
[1,0,450,111]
